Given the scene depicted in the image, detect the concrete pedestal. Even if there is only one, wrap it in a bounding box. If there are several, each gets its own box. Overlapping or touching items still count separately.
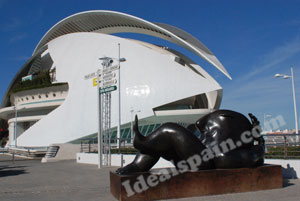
[110,164,282,201]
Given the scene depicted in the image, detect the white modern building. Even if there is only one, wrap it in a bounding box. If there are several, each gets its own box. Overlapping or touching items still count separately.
[0,10,231,149]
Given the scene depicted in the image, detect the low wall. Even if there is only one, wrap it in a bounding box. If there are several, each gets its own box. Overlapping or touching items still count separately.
[76,153,173,169]
[76,153,300,179]
[76,153,99,164]
[42,143,81,163]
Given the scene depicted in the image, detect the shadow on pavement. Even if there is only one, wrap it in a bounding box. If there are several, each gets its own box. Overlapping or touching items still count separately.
[0,165,27,177]
[283,179,295,187]
[282,164,298,179]
[0,165,27,170]
[0,169,27,177]
[0,157,41,163]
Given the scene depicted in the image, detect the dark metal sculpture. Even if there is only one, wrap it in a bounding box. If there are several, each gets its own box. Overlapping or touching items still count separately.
[116,110,265,175]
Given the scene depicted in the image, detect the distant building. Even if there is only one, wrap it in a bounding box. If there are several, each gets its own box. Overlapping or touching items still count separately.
[265,129,297,135]
[0,11,230,148]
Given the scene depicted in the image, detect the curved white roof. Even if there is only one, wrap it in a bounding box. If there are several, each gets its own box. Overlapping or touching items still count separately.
[34,10,231,79]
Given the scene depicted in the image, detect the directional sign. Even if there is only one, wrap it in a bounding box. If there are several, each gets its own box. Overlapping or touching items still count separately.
[84,65,118,80]
[93,78,117,87]
[84,72,97,80]
[100,86,117,94]
[103,65,120,74]
[100,79,117,88]
[93,77,100,86]
[102,72,116,81]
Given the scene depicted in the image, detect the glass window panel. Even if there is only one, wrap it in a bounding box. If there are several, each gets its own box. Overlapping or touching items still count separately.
[147,124,155,134]
[141,125,149,136]
[154,124,161,130]
[122,128,130,139]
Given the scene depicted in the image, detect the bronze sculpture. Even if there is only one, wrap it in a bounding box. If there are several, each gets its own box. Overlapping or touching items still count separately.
[116,110,265,175]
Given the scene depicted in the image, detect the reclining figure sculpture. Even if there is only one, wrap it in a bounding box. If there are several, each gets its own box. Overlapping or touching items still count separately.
[116,110,265,175]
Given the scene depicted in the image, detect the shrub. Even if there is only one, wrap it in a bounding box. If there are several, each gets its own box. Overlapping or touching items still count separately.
[265,146,300,159]
[10,70,66,94]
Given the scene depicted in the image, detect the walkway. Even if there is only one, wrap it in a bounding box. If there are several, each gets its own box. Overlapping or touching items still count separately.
[0,154,299,201]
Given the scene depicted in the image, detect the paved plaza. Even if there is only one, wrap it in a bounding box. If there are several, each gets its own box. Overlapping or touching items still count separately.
[0,154,299,201]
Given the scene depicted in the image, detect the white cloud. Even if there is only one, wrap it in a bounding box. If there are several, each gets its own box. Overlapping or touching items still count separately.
[9,33,28,43]
[220,36,300,129]
[0,55,29,61]
[235,36,300,83]
[1,18,22,32]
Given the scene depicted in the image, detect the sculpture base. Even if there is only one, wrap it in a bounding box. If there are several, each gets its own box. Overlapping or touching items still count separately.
[110,164,282,201]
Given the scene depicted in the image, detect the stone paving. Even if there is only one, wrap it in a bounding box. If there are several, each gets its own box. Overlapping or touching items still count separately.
[0,154,299,201]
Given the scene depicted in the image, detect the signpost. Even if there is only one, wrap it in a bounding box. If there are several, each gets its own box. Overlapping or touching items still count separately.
[86,58,120,168]
[84,46,125,169]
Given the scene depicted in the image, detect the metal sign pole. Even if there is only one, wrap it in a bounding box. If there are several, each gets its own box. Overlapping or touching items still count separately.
[97,69,103,168]
[108,92,112,166]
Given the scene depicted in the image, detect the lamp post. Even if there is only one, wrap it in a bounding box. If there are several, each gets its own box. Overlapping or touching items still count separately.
[275,67,299,142]
[117,43,126,148]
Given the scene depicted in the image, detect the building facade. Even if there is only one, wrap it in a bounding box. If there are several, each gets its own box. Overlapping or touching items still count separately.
[0,11,230,148]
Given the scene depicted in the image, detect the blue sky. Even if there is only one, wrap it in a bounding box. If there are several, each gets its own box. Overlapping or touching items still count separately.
[0,0,300,130]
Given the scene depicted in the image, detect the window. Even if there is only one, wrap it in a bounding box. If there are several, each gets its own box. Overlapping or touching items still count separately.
[141,125,149,135]
[23,122,30,131]
[49,67,56,82]
[153,94,208,111]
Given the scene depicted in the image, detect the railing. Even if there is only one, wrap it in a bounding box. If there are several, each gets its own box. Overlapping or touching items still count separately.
[0,147,9,153]
[8,146,48,158]
[80,137,136,155]
[79,134,300,166]
[44,146,60,158]
[263,134,300,159]
[80,139,98,153]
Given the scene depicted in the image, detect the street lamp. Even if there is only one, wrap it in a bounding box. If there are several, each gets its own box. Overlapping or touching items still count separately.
[274,67,299,142]
[117,43,126,149]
